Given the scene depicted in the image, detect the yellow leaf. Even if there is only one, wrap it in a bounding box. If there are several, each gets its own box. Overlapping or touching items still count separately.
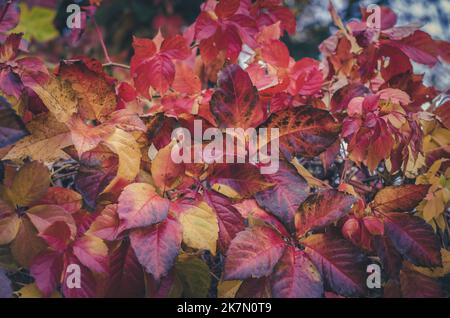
[26,204,77,239]
[10,161,50,207]
[15,283,61,298]
[291,157,328,188]
[328,1,361,54]
[3,113,72,162]
[151,141,184,192]
[10,218,46,267]
[404,150,425,179]
[412,249,450,278]
[179,202,219,255]
[58,60,117,122]
[217,280,242,298]
[422,190,445,222]
[435,214,448,233]
[211,183,241,199]
[28,75,78,124]
[430,127,450,147]
[102,128,141,194]
[12,4,58,42]
[0,214,20,245]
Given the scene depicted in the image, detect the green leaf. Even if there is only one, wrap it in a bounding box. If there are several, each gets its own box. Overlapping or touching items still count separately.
[175,256,211,298]
[12,4,58,42]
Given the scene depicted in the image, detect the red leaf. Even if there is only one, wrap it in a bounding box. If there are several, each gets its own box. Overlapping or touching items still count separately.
[61,253,96,298]
[73,145,119,209]
[146,270,178,298]
[39,221,72,252]
[303,233,366,297]
[131,37,157,65]
[373,184,431,212]
[151,142,185,192]
[265,106,341,159]
[87,204,121,241]
[437,40,450,63]
[261,40,290,68]
[0,96,29,148]
[57,59,117,122]
[36,187,82,214]
[223,226,285,280]
[255,160,309,227]
[105,241,145,298]
[233,199,290,238]
[118,82,137,104]
[205,191,245,252]
[131,33,190,97]
[130,216,182,281]
[215,0,240,19]
[271,246,323,298]
[172,62,201,95]
[288,58,323,96]
[434,101,450,130]
[383,31,439,67]
[72,210,96,237]
[362,6,397,30]
[72,235,108,274]
[160,35,190,60]
[0,33,21,62]
[209,163,273,199]
[269,7,296,35]
[210,64,265,129]
[0,2,19,34]
[373,236,402,278]
[117,183,170,230]
[295,190,356,238]
[342,216,383,251]
[330,84,370,113]
[195,11,219,41]
[384,213,442,267]
[400,268,444,298]
[134,54,175,96]
[379,46,412,82]
[235,277,271,298]
[30,250,63,297]
[26,205,77,239]
[67,116,114,157]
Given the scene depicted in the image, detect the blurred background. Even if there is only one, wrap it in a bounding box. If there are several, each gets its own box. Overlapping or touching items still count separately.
[14,0,450,90]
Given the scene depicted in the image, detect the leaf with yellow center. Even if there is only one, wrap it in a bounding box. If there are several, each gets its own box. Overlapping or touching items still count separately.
[28,75,78,124]
[102,128,141,194]
[179,202,219,255]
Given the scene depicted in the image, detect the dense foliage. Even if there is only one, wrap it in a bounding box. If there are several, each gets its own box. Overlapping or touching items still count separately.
[0,0,449,298]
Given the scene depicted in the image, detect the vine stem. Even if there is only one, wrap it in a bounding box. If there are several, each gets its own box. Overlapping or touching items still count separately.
[93,18,132,70]
[102,62,130,70]
[93,18,112,64]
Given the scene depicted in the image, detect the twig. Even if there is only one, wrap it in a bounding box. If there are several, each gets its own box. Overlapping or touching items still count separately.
[93,19,131,71]
[348,179,373,193]
[52,163,78,176]
[209,271,220,281]
[52,171,78,180]
[102,62,130,70]
[93,18,112,64]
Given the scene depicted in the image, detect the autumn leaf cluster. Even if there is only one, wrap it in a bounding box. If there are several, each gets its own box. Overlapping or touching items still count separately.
[0,0,449,298]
